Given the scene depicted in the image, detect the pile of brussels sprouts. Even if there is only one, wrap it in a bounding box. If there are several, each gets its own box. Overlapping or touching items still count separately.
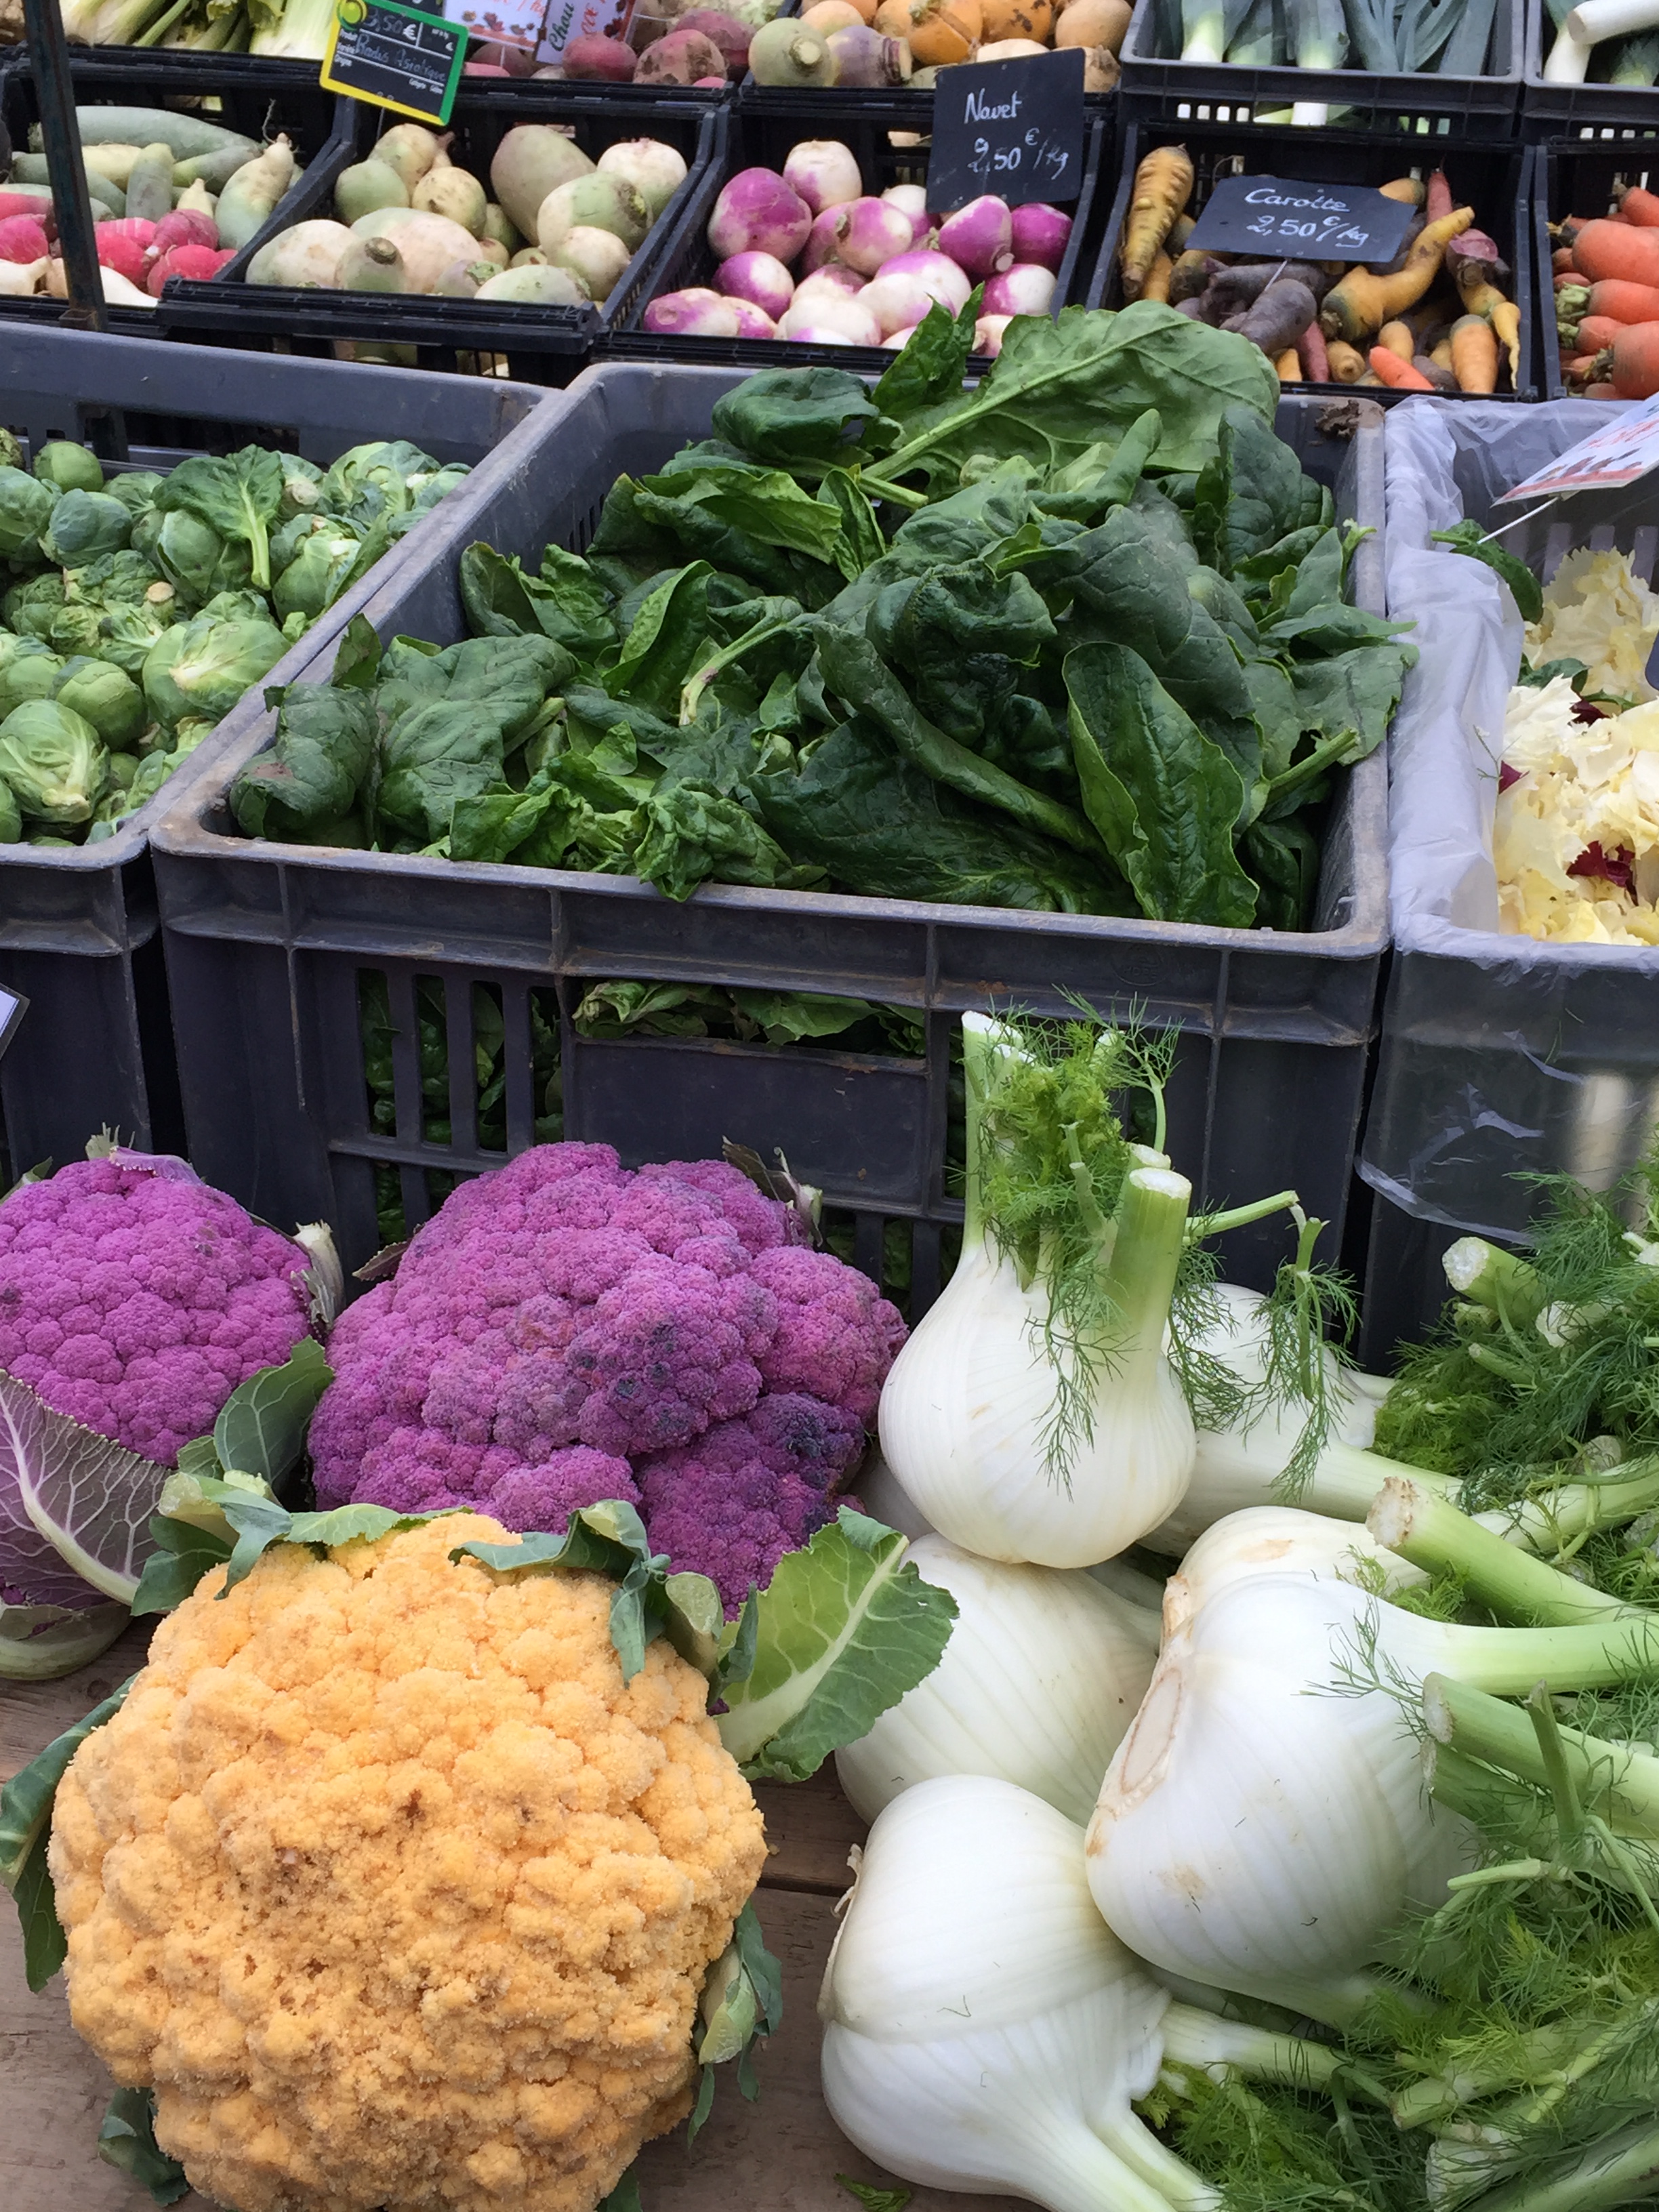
[0,430,469,846]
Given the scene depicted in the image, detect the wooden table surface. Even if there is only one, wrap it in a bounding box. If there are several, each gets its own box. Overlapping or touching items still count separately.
[1,1624,1022,2212]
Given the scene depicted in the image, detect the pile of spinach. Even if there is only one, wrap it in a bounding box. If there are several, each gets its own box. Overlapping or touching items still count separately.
[232,304,1414,930]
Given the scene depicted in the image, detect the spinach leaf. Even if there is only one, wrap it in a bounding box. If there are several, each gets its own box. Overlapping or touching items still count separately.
[815,469,886,581]
[755,718,1122,914]
[459,541,616,660]
[637,461,848,564]
[1230,523,1329,600]
[230,683,377,840]
[152,450,285,594]
[1065,642,1258,928]
[712,368,891,467]
[627,779,824,902]
[876,304,1280,493]
[1192,405,1324,576]
[815,623,1098,856]
[1286,640,1416,768]
[1431,518,1544,623]
[606,562,714,714]
[377,635,569,843]
[1036,408,1163,522]
[878,559,1056,747]
[1242,816,1322,931]
[871,293,982,426]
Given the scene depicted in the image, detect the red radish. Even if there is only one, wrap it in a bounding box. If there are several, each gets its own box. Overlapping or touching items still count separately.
[1008,202,1072,272]
[96,232,150,285]
[0,215,49,264]
[562,33,637,78]
[462,62,513,74]
[148,243,234,294]
[151,208,219,256]
[0,192,47,227]
[96,217,159,249]
[472,39,538,70]
[695,73,726,83]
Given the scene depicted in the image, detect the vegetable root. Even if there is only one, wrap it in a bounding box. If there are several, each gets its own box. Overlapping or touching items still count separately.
[1368,346,1435,389]
[1120,144,1193,300]
[1320,207,1475,343]
[1448,314,1498,392]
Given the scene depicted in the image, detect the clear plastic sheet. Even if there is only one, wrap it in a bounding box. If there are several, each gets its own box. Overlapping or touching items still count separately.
[1364,396,1659,1242]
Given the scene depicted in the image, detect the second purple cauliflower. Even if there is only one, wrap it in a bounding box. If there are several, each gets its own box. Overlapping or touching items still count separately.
[310,1143,907,1609]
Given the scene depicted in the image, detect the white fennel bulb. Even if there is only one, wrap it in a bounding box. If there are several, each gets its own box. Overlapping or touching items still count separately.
[1088,1502,1659,2024]
[820,1775,1220,2212]
[834,1534,1160,1824]
[878,1015,1203,1568]
[1172,1503,1427,1619]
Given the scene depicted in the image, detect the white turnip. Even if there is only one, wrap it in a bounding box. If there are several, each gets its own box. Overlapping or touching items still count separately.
[333,159,407,225]
[537,173,650,255]
[793,265,865,305]
[596,140,688,221]
[974,312,1013,356]
[748,18,838,81]
[412,164,487,235]
[882,182,932,245]
[728,299,778,337]
[778,290,881,344]
[474,263,590,304]
[489,126,594,240]
[373,125,444,193]
[872,247,972,312]
[552,224,632,302]
[248,218,353,288]
[801,205,850,272]
[350,208,480,293]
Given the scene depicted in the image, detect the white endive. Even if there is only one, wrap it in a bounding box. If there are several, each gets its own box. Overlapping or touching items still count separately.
[820,1775,1220,2212]
[1088,1504,1659,2024]
[834,1535,1161,1825]
[878,1016,1200,1568]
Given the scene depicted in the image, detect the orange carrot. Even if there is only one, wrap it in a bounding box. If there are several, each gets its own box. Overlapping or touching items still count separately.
[1587,276,1659,323]
[1562,353,1599,377]
[1449,312,1498,392]
[1576,314,1625,354]
[1586,381,1620,398]
[1572,219,1659,287]
[1368,346,1435,390]
[1425,169,1453,222]
[1620,185,1659,228]
[1602,321,1659,398]
[1555,269,1586,289]
[1553,245,1579,272]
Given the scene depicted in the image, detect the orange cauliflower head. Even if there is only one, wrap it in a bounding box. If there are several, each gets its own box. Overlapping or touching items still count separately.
[47,1511,768,2212]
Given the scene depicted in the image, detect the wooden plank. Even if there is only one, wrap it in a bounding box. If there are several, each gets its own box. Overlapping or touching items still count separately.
[0,1621,155,1784]
[755,1766,868,1895]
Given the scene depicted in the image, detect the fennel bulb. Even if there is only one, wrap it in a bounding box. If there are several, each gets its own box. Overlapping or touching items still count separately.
[1171,1503,1426,1620]
[1088,1517,1659,2024]
[878,1016,1202,1569]
[834,1534,1160,1825]
[819,1774,1221,2212]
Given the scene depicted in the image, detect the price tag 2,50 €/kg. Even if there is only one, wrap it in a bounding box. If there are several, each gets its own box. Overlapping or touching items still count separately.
[1185,174,1415,266]
[321,0,466,126]
[926,50,1086,216]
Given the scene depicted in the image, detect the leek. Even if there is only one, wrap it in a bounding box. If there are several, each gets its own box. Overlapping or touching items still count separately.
[1288,0,1347,121]
[1610,24,1659,75]
[247,0,334,54]
[1181,0,1228,63]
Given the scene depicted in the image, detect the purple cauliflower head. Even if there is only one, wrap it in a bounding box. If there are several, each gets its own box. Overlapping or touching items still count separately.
[310,1143,907,1610]
[0,1151,317,1468]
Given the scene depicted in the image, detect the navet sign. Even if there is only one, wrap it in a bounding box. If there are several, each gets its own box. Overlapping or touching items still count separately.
[927,50,1086,216]
[1187,175,1415,265]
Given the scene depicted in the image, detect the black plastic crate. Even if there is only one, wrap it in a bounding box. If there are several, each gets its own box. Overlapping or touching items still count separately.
[1119,0,1524,136]
[605,96,1104,375]
[0,47,350,333]
[1088,119,1536,400]
[1534,134,1659,396]
[157,86,723,382]
[1522,0,1659,141]
[0,324,556,1177]
[152,363,1389,1298]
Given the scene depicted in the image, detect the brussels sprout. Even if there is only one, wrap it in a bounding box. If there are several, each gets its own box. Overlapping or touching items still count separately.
[41,490,133,569]
[0,699,108,823]
[106,470,163,518]
[392,463,470,538]
[0,431,22,476]
[104,751,140,792]
[2,572,65,642]
[0,644,64,718]
[277,455,325,521]
[274,518,363,624]
[33,442,103,495]
[198,589,271,626]
[319,441,443,527]
[66,550,157,608]
[142,609,287,731]
[142,508,251,609]
[46,605,105,659]
[53,657,145,747]
[0,468,60,564]
[27,835,76,847]
[0,778,20,843]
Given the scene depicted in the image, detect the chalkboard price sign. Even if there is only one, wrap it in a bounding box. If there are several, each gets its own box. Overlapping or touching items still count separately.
[321,0,466,126]
[1185,175,1415,266]
[926,50,1086,216]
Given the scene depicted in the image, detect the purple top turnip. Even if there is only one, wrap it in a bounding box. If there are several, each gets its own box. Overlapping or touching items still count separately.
[716,249,795,321]
[837,196,917,275]
[1009,202,1072,274]
[642,286,742,336]
[707,167,813,264]
[782,140,862,216]
[983,262,1057,319]
[937,197,1014,282]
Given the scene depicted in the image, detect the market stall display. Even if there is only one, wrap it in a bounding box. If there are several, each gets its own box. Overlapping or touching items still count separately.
[740,0,1128,92]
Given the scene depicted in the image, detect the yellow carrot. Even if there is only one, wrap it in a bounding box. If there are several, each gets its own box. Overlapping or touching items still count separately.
[1324,339,1368,383]
[1319,207,1475,344]
[1449,312,1498,393]
[1377,319,1415,361]
[1275,347,1301,380]
[1490,298,1522,380]
[1143,249,1174,303]
[1120,144,1193,300]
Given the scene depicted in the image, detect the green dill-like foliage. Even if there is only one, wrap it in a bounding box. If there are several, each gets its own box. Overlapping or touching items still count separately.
[1242,1211,1360,1498]
[1149,2068,1422,2211]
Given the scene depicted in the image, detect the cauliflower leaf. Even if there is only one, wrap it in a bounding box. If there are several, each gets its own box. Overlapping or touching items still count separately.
[714,1506,960,1780]
[0,1368,169,1606]
[98,2089,188,2207]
